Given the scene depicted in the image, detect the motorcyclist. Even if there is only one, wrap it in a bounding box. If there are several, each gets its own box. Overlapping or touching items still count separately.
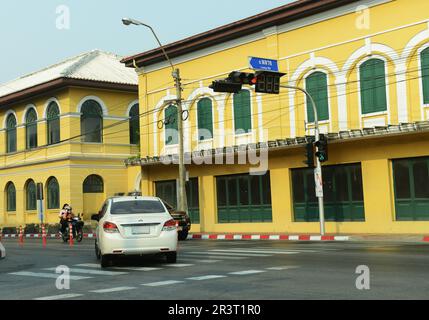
[59,204,76,235]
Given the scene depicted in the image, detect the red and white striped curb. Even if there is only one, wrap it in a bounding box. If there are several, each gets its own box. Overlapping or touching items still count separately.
[0,233,96,239]
[424,236,429,242]
[186,234,350,241]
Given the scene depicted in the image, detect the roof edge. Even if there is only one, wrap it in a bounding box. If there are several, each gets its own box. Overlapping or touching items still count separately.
[122,0,360,68]
[0,78,138,106]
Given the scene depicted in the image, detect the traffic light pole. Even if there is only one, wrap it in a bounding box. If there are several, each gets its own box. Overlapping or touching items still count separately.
[280,85,326,236]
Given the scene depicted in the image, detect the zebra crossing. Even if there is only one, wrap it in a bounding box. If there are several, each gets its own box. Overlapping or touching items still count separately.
[7,247,321,282]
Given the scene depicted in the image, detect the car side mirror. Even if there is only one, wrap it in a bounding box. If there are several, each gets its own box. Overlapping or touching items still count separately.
[91,214,100,222]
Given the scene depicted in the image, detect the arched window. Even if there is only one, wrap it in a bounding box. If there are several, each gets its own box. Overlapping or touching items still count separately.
[47,101,60,145]
[81,100,103,143]
[6,114,17,153]
[197,98,213,141]
[421,47,429,104]
[83,175,104,193]
[360,58,387,114]
[47,177,60,209]
[305,71,330,122]
[233,90,252,134]
[129,103,140,145]
[25,108,38,149]
[26,180,37,211]
[165,105,178,145]
[6,182,16,212]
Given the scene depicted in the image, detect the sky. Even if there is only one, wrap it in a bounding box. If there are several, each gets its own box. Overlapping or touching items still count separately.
[0,0,294,84]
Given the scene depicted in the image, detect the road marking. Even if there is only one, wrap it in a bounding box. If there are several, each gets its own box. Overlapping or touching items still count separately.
[34,293,84,300]
[235,248,319,253]
[161,263,194,268]
[187,275,227,281]
[74,263,100,268]
[211,249,300,255]
[266,266,301,271]
[74,264,162,272]
[44,268,128,276]
[113,267,163,272]
[142,280,185,287]
[193,251,270,257]
[181,259,222,264]
[8,271,91,280]
[89,287,137,293]
[229,270,267,275]
[181,254,246,260]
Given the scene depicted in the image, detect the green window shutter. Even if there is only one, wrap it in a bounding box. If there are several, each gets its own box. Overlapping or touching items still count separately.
[360,59,387,114]
[129,104,140,145]
[197,98,213,140]
[165,105,178,145]
[306,72,329,122]
[7,183,16,212]
[233,90,252,134]
[421,48,429,104]
[47,178,60,209]
[26,181,37,211]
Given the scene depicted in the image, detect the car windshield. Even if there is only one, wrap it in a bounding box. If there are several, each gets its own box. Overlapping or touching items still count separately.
[110,200,166,214]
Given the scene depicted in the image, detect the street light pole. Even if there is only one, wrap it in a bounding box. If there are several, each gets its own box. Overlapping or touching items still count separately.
[122,18,188,213]
[280,85,326,236]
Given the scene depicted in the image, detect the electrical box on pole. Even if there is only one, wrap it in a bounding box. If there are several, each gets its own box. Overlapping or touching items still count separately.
[304,143,315,168]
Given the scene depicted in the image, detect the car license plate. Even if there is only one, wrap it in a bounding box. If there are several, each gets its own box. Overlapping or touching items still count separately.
[132,226,150,235]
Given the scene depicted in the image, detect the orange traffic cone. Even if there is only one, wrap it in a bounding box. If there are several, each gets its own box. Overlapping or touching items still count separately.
[42,224,47,248]
[69,223,74,247]
[19,225,24,246]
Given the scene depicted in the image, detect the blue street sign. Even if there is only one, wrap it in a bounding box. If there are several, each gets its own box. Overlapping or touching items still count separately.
[249,57,279,72]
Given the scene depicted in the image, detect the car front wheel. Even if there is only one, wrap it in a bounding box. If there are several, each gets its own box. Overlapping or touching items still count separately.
[166,252,177,263]
[95,242,101,260]
[101,255,113,268]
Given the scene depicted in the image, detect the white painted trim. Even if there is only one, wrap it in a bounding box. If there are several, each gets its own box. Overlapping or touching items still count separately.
[2,110,17,128]
[216,99,226,148]
[256,93,264,143]
[22,104,39,124]
[336,74,348,131]
[356,55,391,128]
[43,98,62,119]
[290,56,340,85]
[76,96,108,116]
[134,172,142,192]
[104,116,129,121]
[125,99,140,117]
[401,28,429,62]
[289,90,296,138]
[417,45,429,120]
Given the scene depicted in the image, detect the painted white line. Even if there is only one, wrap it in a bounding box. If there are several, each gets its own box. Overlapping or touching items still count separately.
[211,249,300,255]
[44,268,127,276]
[9,272,91,280]
[142,280,185,287]
[266,266,301,271]
[181,259,222,264]
[90,287,137,293]
[187,275,227,281]
[0,242,5,259]
[161,264,194,268]
[74,263,100,268]
[112,267,163,272]
[181,253,246,260]
[205,251,270,257]
[34,293,84,300]
[229,270,267,275]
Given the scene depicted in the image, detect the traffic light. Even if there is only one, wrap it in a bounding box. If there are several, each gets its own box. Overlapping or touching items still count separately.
[304,143,315,168]
[315,134,329,163]
[254,71,286,94]
[209,70,286,94]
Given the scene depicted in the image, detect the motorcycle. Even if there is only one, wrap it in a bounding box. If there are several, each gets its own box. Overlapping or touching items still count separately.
[61,215,84,243]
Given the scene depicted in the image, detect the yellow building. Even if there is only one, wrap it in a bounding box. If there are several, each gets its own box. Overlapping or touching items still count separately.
[0,50,140,227]
[122,0,429,235]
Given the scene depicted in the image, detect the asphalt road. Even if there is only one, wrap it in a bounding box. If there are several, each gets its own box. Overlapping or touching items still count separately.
[0,238,428,300]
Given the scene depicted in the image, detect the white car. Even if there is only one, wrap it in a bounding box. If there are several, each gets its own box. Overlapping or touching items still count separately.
[92,196,178,268]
